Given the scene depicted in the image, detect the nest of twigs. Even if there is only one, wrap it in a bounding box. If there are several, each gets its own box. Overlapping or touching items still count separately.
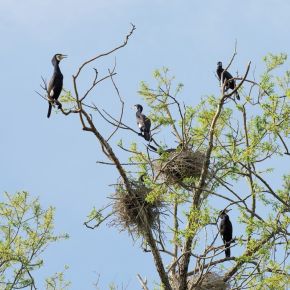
[170,272,229,290]
[110,178,163,236]
[154,149,206,184]
[189,272,229,290]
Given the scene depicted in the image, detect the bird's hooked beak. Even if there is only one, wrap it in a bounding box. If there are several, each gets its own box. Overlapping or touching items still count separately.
[55,54,68,62]
[219,208,231,216]
[60,54,68,60]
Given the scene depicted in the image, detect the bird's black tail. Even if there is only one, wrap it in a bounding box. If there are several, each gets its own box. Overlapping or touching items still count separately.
[47,103,52,118]
[236,92,240,100]
[148,144,158,152]
[144,131,151,142]
[225,242,231,257]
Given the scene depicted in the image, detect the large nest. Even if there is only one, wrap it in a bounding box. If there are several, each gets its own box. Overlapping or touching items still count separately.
[189,272,229,290]
[110,178,163,236]
[170,272,229,290]
[154,149,207,184]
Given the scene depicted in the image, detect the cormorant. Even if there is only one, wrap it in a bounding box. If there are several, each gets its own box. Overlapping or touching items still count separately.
[134,104,151,141]
[47,53,67,118]
[219,209,233,258]
[216,61,240,100]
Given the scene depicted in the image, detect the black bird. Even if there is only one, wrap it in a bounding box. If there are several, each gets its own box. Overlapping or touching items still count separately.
[138,174,146,183]
[147,143,183,155]
[134,104,151,141]
[216,61,240,100]
[47,53,67,118]
[219,209,233,258]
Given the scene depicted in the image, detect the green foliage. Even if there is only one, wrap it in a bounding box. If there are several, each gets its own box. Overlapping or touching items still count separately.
[145,184,167,204]
[45,266,71,290]
[263,53,287,72]
[0,191,68,289]
[82,53,289,289]
[58,89,78,115]
[131,55,289,289]
[138,67,184,128]
[59,90,76,104]
[86,207,104,227]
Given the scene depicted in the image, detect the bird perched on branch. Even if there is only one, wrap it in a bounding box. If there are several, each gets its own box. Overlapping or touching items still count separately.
[216,61,240,100]
[219,209,233,258]
[134,104,151,141]
[47,53,67,118]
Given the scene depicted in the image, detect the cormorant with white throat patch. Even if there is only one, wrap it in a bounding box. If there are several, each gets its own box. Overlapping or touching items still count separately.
[47,53,67,118]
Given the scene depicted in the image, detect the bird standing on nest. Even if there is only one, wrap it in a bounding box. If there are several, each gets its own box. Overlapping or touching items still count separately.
[134,104,151,141]
[216,61,240,100]
[219,209,233,258]
[47,53,67,118]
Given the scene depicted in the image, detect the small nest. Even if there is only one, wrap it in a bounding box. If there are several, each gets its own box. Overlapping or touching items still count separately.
[154,149,206,184]
[110,178,163,236]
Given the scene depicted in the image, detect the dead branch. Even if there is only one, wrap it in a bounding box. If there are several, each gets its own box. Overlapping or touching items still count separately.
[74,24,136,79]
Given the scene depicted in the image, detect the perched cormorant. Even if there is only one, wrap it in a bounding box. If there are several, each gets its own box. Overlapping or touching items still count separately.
[219,209,233,258]
[134,104,151,141]
[216,61,240,100]
[47,53,67,118]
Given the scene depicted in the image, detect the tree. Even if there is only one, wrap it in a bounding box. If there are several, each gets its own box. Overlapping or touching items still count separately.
[0,191,69,289]
[41,25,289,289]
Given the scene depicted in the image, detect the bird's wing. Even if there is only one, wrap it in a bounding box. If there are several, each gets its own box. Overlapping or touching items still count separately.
[228,220,233,239]
[144,116,151,132]
[48,77,63,101]
[223,70,233,80]
[47,74,57,99]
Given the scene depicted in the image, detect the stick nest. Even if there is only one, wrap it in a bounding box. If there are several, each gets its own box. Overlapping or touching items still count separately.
[189,272,229,290]
[170,272,229,290]
[110,178,163,236]
[154,149,206,184]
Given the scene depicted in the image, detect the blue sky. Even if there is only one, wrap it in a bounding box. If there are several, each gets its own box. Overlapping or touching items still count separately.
[0,0,289,289]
